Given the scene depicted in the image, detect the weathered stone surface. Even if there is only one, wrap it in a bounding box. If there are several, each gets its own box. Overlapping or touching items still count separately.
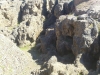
[55,15,75,55]
[54,3,64,18]
[0,34,35,75]
[0,27,12,37]
[75,0,100,16]
[10,0,45,47]
[72,14,99,55]
[55,13,99,56]
[74,0,88,6]
[0,0,22,27]
[12,16,43,47]
[0,0,100,75]
[54,0,75,18]
[46,0,57,14]
[43,55,88,75]
[36,27,56,53]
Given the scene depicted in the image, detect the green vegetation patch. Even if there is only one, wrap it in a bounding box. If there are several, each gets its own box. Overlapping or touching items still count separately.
[79,72,84,75]
[20,45,32,51]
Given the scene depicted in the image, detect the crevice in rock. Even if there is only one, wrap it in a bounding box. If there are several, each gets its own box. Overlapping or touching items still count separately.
[18,6,23,23]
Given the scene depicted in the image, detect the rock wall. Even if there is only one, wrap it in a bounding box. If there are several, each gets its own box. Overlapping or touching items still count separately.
[35,0,100,74]
[0,0,100,75]
[0,0,45,47]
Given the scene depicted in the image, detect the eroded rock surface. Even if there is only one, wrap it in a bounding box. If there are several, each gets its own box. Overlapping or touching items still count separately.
[0,0,100,75]
[0,34,35,75]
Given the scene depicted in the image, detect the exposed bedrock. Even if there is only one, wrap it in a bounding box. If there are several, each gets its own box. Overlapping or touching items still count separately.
[37,13,100,74]
[0,0,22,27]
[55,14,100,56]
[0,0,100,75]
[73,14,99,56]
[55,14,100,72]
[0,34,35,75]
[74,0,100,20]
[54,0,75,18]
[10,0,45,47]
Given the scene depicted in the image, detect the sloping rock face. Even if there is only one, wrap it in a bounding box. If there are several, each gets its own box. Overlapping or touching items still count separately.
[0,34,35,75]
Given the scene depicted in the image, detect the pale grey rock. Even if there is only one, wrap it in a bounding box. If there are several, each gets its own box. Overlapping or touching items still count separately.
[42,55,88,75]
[74,0,88,6]
[0,0,22,26]
[10,0,45,47]
[0,34,35,75]
[72,14,99,55]
[75,0,100,16]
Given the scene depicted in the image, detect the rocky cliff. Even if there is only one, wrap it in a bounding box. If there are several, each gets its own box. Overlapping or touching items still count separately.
[0,0,100,75]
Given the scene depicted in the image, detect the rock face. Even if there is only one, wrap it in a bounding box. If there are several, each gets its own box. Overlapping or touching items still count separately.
[11,0,44,47]
[55,14,99,56]
[54,0,75,18]
[0,0,100,75]
[0,34,35,75]
[0,0,22,27]
[74,0,88,6]
[0,0,45,47]
[73,14,99,56]
[36,28,56,53]
[55,15,75,55]
[35,0,100,74]
[75,0,100,17]
[39,55,88,75]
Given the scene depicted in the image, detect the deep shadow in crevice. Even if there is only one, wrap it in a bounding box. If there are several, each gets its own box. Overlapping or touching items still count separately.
[58,53,75,64]
[43,14,57,29]
[81,53,99,71]
[18,6,23,24]
[41,0,57,29]
[42,0,48,19]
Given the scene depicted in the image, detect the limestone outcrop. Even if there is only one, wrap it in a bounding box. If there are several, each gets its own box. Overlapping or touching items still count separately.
[0,0,22,27]
[0,0,100,75]
[35,0,100,74]
[10,0,45,47]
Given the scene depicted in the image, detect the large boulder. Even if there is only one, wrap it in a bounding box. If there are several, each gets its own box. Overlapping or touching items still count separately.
[43,55,88,75]
[11,15,44,47]
[72,14,99,56]
[55,15,74,55]
[55,14,99,56]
